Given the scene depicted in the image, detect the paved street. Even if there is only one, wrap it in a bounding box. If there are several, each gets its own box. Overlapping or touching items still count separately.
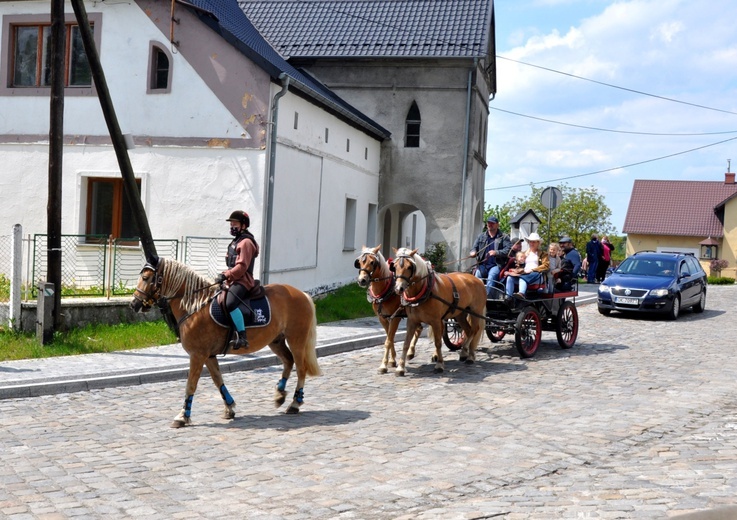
[2,286,737,519]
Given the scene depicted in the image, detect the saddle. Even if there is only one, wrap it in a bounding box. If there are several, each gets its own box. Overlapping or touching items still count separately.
[210,285,272,329]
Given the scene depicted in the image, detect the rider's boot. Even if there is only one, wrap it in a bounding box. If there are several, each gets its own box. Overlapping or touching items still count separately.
[229,308,248,350]
[233,329,248,350]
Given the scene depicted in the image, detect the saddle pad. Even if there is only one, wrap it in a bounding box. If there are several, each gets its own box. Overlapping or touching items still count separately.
[210,295,272,329]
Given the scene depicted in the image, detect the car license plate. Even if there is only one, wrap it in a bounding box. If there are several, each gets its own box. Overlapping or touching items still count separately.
[614,297,639,305]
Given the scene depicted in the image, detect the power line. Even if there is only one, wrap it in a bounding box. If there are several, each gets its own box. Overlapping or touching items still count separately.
[487,135,737,191]
[497,55,737,116]
[490,107,737,136]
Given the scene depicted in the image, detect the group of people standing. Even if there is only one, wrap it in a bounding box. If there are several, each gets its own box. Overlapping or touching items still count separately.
[470,216,584,298]
[584,234,614,284]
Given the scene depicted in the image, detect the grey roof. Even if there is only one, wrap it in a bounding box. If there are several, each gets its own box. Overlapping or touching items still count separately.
[239,0,494,59]
[181,0,390,138]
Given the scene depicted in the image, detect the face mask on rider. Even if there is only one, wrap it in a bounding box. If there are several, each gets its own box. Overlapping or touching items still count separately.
[230,226,241,237]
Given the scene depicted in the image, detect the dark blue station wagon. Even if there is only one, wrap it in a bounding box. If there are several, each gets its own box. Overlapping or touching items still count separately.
[597,251,707,320]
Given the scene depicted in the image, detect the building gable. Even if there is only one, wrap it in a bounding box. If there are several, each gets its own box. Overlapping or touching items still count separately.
[623,178,737,238]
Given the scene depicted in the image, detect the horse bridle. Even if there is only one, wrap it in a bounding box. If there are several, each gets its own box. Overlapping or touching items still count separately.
[132,262,163,310]
[355,252,395,302]
[392,254,419,285]
[354,253,387,281]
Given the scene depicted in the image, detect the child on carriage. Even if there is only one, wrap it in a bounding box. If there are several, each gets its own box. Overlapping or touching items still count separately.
[503,233,549,299]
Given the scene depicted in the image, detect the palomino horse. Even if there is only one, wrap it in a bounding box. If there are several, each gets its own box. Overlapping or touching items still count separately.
[392,247,486,375]
[354,245,421,373]
[130,257,321,428]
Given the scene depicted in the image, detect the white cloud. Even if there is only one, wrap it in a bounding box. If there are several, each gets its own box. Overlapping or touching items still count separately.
[651,20,684,43]
[488,0,737,230]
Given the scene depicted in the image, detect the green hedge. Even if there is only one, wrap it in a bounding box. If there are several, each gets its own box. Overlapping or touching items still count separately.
[707,276,735,285]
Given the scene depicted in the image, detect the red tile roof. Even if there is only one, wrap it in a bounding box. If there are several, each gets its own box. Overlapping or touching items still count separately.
[623,179,737,238]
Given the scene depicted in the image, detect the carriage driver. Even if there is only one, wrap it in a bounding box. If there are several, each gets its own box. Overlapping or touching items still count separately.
[215,210,260,350]
[469,216,512,292]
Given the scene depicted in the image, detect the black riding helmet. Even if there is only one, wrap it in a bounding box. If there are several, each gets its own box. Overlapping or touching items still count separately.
[226,210,250,228]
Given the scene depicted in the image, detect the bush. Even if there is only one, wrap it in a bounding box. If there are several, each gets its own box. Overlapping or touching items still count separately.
[422,242,448,273]
[0,274,9,302]
[707,276,735,285]
[709,258,729,272]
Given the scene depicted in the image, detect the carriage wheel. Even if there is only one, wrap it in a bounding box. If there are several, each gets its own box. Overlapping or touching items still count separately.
[515,307,541,358]
[442,318,466,351]
[555,300,578,349]
[485,326,506,343]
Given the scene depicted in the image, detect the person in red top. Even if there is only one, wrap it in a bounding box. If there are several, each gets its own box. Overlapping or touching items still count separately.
[215,210,260,350]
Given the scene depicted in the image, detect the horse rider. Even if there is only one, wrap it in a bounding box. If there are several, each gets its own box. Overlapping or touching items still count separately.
[469,216,512,295]
[215,210,260,350]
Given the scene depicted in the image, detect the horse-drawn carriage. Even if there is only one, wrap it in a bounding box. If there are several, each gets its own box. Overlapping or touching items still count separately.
[443,281,579,359]
[355,245,580,375]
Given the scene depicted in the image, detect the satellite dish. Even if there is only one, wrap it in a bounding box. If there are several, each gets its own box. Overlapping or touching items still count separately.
[540,187,562,210]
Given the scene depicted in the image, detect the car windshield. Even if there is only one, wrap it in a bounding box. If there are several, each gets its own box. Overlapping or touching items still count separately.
[617,258,676,276]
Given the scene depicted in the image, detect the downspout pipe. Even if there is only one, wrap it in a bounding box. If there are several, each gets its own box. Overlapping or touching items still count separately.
[262,73,290,285]
[458,59,476,271]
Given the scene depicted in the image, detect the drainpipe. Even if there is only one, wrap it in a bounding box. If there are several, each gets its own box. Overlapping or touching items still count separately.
[262,73,290,285]
[458,60,476,271]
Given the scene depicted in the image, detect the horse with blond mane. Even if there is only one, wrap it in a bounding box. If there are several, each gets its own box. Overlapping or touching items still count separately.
[354,245,421,373]
[130,257,320,428]
[391,247,486,375]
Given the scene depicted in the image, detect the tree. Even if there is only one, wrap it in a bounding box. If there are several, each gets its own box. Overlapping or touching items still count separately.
[501,183,615,249]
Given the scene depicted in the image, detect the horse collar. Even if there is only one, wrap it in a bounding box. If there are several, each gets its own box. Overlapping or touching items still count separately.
[401,273,434,306]
[367,276,394,303]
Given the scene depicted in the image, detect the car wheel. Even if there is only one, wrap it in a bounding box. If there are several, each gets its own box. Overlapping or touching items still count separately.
[692,288,706,313]
[667,294,680,321]
[598,306,611,316]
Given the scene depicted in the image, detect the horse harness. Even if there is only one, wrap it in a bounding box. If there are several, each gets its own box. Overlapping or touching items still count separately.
[356,253,405,320]
[394,254,469,321]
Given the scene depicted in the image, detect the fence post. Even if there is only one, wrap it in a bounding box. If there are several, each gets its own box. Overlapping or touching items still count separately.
[9,224,22,331]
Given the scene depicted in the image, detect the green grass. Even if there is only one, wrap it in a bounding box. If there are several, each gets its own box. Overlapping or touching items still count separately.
[0,321,178,362]
[315,282,373,324]
[0,282,374,361]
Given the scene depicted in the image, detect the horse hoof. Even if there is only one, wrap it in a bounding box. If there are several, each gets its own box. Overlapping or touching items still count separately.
[459,355,468,362]
[223,411,236,420]
[274,391,287,408]
[286,406,300,414]
[464,358,475,365]
[434,366,444,374]
[170,419,188,429]
[396,369,405,377]
[378,366,388,374]
[407,353,415,361]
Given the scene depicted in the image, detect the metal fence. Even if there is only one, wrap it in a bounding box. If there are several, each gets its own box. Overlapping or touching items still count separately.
[110,238,179,296]
[14,233,227,299]
[31,234,108,298]
[183,236,230,279]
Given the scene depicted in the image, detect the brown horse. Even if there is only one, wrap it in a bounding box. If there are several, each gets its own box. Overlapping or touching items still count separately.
[130,257,321,428]
[392,247,486,375]
[354,245,421,373]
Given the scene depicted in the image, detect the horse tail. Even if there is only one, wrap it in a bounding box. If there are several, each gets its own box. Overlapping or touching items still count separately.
[301,292,322,377]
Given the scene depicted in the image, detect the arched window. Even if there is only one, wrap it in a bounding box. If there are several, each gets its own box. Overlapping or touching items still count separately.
[405,101,421,148]
[148,43,172,93]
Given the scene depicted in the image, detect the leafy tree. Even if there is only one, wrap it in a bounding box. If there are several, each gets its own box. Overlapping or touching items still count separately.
[501,183,615,249]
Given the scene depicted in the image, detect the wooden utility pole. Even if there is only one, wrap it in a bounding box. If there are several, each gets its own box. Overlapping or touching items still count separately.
[70,0,158,264]
[47,0,65,331]
[69,0,179,336]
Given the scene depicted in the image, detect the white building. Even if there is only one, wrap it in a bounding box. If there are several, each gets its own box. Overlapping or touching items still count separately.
[0,0,389,293]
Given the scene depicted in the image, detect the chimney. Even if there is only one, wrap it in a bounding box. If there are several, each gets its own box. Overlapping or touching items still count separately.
[726,172,736,185]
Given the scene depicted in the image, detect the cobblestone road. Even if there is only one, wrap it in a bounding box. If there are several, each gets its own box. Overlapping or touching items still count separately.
[1,287,736,519]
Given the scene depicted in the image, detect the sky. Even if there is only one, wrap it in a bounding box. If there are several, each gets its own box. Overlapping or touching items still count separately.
[486,0,737,234]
